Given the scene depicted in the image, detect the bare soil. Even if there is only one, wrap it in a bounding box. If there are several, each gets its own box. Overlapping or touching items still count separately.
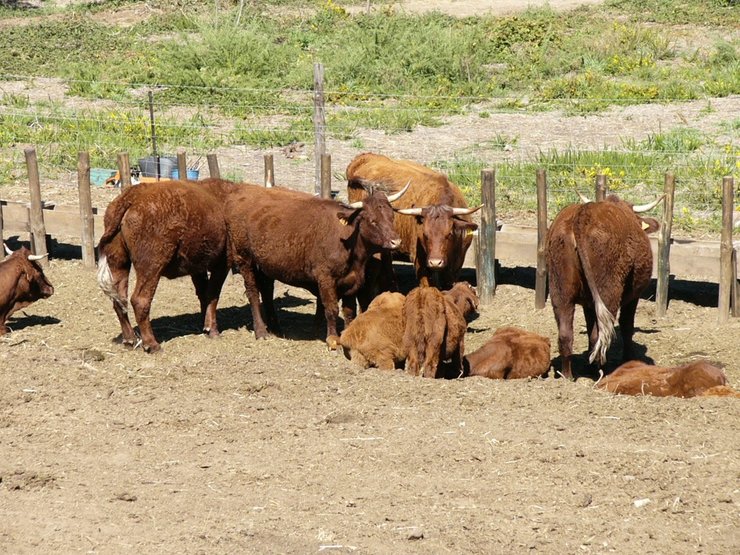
[1,2,739,553]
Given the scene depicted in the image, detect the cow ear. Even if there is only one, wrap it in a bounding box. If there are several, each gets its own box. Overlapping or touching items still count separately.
[336,206,361,226]
[639,217,660,234]
[454,220,478,233]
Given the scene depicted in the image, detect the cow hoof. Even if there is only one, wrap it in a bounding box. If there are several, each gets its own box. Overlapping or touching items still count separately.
[204,328,220,338]
[326,336,340,351]
[143,343,162,354]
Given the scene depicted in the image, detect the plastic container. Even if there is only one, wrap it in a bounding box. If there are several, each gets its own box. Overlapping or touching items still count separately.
[90,168,116,187]
[138,156,177,178]
[170,168,200,180]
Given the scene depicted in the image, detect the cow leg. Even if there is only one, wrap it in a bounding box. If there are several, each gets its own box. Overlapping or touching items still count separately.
[423,328,445,378]
[257,273,281,336]
[107,261,138,347]
[553,303,575,379]
[238,264,270,340]
[583,306,598,355]
[129,273,163,353]
[619,298,640,362]
[316,278,340,349]
[341,294,357,326]
[203,264,229,337]
[190,272,213,333]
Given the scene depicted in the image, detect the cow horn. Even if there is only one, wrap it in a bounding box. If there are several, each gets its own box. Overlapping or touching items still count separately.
[386,180,411,203]
[3,243,11,256]
[347,199,364,209]
[396,207,424,216]
[632,195,665,213]
[576,191,591,203]
[27,253,49,261]
[451,205,482,216]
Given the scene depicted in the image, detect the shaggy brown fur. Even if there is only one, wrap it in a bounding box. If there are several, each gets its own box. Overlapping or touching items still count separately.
[402,286,468,378]
[546,195,660,379]
[97,178,241,352]
[597,360,730,398]
[0,245,54,334]
[465,326,551,380]
[339,292,406,370]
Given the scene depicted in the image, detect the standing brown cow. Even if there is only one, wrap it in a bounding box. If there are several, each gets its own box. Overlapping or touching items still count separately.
[97,178,241,352]
[226,184,406,350]
[546,194,662,379]
[1,244,54,334]
[346,152,479,299]
[402,285,472,378]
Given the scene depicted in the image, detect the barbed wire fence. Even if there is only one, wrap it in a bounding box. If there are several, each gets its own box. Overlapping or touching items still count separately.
[0,72,737,229]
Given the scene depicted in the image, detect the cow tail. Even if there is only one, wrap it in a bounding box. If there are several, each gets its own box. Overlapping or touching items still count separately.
[96,253,126,312]
[96,195,133,312]
[578,245,616,366]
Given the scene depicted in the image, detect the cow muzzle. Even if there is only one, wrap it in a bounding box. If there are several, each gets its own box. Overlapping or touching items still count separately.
[387,238,401,250]
[427,258,446,269]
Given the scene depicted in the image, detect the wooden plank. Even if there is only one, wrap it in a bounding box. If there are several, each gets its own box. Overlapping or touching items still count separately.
[656,172,675,316]
[534,169,548,309]
[476,169,496,303]
[718,176,734,323]
[25,147,49,265]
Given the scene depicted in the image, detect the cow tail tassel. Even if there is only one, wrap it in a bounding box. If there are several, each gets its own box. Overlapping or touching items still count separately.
[589,295,615,366]
[97,254,127,313]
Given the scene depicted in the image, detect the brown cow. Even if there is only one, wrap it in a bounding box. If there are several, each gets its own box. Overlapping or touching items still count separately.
[546,194,662,379]
[226,183,406,349]
[443,281,480,318]
[97,178,241,352]
[339,292,406,370]
[0,244,54,334]
[402,285,471,378]
[597,360,731,398]
[465,326,551,380]
[346,152,479,298]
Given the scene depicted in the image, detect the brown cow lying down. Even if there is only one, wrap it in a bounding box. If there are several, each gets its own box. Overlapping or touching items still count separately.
[403,285,473,378]
[339,292,406,370]
[1,244,54,334]
[465,326,551,379]
[597,360,732,398]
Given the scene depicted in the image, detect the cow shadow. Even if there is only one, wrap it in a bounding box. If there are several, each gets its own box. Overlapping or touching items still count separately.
[5,314,61,333]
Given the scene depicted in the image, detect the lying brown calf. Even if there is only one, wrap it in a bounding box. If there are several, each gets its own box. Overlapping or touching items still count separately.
[339,292,406,370]
[597,360,730,398]
[465,326,551,379]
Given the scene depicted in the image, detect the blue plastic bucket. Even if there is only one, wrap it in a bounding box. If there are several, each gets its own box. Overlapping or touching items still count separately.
[171,168,200,180]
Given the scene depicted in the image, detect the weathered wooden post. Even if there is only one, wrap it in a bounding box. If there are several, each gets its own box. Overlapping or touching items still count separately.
[656,172,675,317]
[77,152,95,267]
[732,248,739,318]
[320,154,332,199]
[718,176,734,324]
[24,147,49,266]
[177,150,188,181]
[117,152,132,190]
[595,174,608,202]
[0,201,4,245]
[313,62,326,196]
[476,168,496,304]
[207,153,221,179]
[264,154,274,187]
[535,168,548,309]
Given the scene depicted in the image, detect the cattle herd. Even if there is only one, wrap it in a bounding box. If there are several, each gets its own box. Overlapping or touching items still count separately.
[1,152,737,399]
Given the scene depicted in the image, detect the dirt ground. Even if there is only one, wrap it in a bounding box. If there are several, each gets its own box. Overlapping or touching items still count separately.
[1,1,740,554]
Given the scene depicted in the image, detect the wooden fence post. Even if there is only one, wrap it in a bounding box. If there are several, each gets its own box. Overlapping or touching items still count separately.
[264,154,274,187]
[477,168,496,304]
[24,147,49,266]
[535,168,548,309]
[117,152,132,191]
[0,200,4,246]
[313,62,326,196]
[718,176,734,324]
[177,150,188,181]
[77,152,95,267]
[732,247,739,318]
[207,153,221,179]
[595,174,608,201]
[656,171,675,317]
[320,154,332,199]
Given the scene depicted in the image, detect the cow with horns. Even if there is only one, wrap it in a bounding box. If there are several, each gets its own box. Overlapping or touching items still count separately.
[226,183,407,350]
[346,153,480,303]
[546,193,663,379]
[97,178,241,352]
[1,243,54,335]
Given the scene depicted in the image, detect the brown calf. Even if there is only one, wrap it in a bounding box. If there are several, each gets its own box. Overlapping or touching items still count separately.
[597,360,730,398]
[465,326,551,380]
[339,292,406,370]
[0,244,54,334]
[402,286,469,378]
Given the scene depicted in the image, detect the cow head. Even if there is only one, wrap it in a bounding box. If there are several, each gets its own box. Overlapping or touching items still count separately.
[578,193,663,235]
[339,187,407,251]
[397,204,480,269]
[3,243,54,299]
[444,281,480,319]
